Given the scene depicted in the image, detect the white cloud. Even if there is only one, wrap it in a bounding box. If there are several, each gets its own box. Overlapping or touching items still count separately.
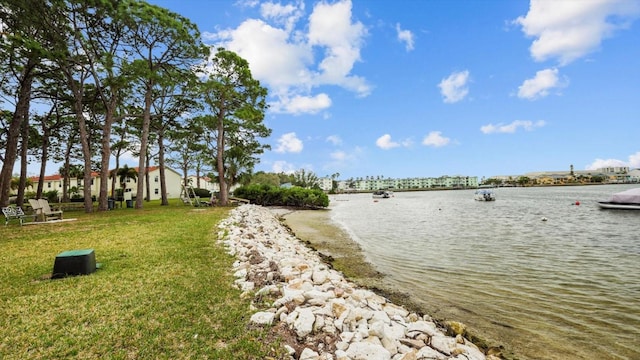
[375,134,411,150]
[275,132,303,153]
[271,93,332,114]
[438,70,470,103]
[272,160,296,174]
[585,158,628,170]
[308,0,371,96]
[323,146,364,172]
[630,152,640,168]
[260,1,304,32]
[396,23,415,51]
[518,68,566,99]
[330,150,347,161]
[480,120,546,134]
[422,131,450,147]
[514,0,640,65]
[326,135,342,145]
[205,0,370,115]
[376,134,399,150]
[586,151,640,170]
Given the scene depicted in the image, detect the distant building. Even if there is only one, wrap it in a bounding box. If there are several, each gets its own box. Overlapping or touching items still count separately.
[27,166,183,201]
[187,175,219,193]
[336,175,478,192]
[487,167,638,185]
[318,177,333,191]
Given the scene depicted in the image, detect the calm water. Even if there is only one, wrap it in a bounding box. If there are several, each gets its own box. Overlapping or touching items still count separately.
[328,185,640,360]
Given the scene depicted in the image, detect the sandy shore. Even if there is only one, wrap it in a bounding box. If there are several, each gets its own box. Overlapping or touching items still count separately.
[275,207,506,358]
[275,208,385,287]
[276,208,440,317]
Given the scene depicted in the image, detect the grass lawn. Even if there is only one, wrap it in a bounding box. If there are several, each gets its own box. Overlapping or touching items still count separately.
[0,201,283,359]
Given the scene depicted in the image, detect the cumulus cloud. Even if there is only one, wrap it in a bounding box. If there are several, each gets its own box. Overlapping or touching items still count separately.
[422,131,450,147]
[438,70,470,103]
[270,93,332,114]
[376,134,400,150]
[375,134,411,150]
[271,160,297,174]
[585,151,640,170]
[275,132,303,153]
[518,68,567,99]
[480,120,546,134]
[396,23,415,51]
[514,0,640,65]
[322,146,365,172]
[326,135,342,145]
[205,0,370,115]
[630,152,640,168]
[330,150,347,161]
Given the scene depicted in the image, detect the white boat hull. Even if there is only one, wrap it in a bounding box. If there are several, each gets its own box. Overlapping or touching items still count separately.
[597,202,640,210]
[474,190,495,201]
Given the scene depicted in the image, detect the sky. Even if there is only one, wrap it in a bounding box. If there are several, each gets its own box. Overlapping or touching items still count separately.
[25,0,640,180]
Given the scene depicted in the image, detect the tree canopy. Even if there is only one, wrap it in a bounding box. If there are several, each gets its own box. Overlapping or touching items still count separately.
[0,1,271,210]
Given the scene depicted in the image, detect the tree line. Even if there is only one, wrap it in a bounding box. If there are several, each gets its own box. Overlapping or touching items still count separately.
[0,0,270,210]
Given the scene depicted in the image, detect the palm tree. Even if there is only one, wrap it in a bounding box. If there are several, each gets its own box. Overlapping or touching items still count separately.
[10,177,32,192]
[113,165,138,199]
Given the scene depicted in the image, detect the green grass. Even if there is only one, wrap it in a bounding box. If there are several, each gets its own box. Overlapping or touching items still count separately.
[0,201,283,359]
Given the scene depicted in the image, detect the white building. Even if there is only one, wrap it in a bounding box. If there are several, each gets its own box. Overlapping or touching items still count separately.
[27,166,184,201]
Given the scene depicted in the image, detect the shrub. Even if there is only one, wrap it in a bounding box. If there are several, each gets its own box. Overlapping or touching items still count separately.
[191,188,211,198]
[43,190,59,203]
[234,184,329,208]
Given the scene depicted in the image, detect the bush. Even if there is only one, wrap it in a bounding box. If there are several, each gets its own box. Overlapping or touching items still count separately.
[43,190,59,203]
[190,188,211,198]
[234,184,329,208]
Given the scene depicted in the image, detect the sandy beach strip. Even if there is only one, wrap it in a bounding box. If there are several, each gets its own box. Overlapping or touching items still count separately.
[274,208,385,287]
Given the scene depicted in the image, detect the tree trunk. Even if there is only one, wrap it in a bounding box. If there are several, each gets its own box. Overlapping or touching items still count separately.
[97,102,116,211]
[63,69,93,213]
[17,112,30,207]
[0,60,34,207]
[216,112,228,206]
[135,84,153,209]
[157,132,168,206]
[145,153,151,201]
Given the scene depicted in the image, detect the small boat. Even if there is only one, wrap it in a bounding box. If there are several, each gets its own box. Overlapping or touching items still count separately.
[372,190,392,199]
[474,189,496,201]
[597,188,640,210]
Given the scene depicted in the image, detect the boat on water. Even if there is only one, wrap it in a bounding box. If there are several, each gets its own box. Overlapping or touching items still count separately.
[597,188,640,210]
[474,189,496,201]
[372,190,392,199]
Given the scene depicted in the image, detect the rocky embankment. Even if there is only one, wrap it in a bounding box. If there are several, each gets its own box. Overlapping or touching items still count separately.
[218,205,496,360]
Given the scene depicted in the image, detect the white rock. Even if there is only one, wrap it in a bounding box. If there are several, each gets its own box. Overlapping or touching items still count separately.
[346,342,392,360]
[430,334,457,355]
[217,205,485,360]
[300,347,320,360]
[294,307,316,338]
[250,311,275,325]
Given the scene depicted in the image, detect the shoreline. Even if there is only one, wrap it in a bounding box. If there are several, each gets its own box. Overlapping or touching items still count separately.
[218,204,495,359]
[277,206,511,359]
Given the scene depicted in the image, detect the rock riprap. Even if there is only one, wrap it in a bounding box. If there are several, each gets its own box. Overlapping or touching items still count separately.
[218,205,493,360]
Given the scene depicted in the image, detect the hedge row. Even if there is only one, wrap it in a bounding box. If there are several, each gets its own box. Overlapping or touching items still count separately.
[233,184,329,208]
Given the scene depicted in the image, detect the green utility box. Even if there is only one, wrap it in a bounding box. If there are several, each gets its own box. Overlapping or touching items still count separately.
[52,249,97,279]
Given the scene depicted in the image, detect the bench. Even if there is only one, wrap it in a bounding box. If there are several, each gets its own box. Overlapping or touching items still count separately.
[2,206,37,226]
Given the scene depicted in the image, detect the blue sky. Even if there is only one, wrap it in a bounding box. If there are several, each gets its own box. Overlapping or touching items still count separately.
[27,0,640,180]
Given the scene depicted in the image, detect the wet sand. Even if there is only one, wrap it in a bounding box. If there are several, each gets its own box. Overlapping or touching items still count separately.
[276,208,428,314]
[275,208,383,286]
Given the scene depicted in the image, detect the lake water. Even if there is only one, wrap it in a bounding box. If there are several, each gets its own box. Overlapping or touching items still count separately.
[328,185,640,360]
